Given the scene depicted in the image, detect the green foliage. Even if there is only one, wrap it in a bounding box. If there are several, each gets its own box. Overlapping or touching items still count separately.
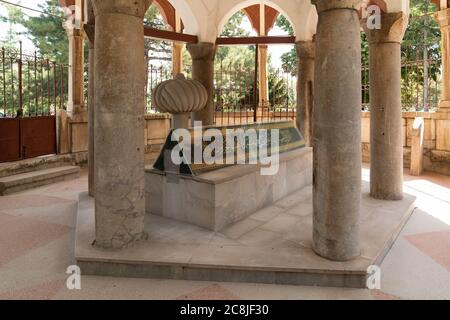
[276,14,296,75]
[0,46,66,117]
[280,48,297,76]
[401,0,441,111]
[216,11,253,65]
[268,67,296,111]
[403,0,440,59]
[214,63,256,112]
[6,0,69,64]
[144,5,172,63]
[361,33,369,66]
[221,11,251,38]
[0,1,69,116]
[0,2,22,47]
[215,10,256,111]
[215,11,296,112]
[275,15,294,36]
[361,0,442,111]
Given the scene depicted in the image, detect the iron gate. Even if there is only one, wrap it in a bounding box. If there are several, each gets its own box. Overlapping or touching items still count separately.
[0,116,57,163]
[214,45,297,126]
[0,43,65,163]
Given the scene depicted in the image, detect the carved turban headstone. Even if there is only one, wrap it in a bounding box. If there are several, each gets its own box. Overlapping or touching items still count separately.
[152,73,208,128]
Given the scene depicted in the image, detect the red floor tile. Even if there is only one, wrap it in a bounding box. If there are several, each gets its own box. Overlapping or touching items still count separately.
[0,212,71,266]
[0,195,72,210]
[0,278,66,300]
[370,290,400,300]
[177,284,240,300]
[405,231,450,272]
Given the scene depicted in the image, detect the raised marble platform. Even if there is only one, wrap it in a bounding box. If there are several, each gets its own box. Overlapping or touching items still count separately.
[145,148,313,231]
[75,182,416,288]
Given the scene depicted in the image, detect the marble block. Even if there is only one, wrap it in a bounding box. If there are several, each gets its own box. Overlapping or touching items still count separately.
[145,148,313,231]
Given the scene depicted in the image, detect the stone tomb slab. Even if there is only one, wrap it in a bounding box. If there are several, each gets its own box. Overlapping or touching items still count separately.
[152,120,306,176]
[146,148,313,231]
[75,182,416,288]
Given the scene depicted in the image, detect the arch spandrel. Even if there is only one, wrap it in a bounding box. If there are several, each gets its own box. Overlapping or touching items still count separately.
[164,0,317,42]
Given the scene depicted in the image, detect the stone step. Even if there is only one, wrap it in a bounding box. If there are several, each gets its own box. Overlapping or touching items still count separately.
[0,166,80,196]
[0,153,87,178]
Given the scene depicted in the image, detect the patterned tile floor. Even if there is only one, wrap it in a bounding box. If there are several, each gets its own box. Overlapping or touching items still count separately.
[0,166,449,300]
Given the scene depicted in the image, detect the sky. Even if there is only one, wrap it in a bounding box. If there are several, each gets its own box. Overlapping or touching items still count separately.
[0,0,43,52]
[0,0,292,68]
[237,12,293,69]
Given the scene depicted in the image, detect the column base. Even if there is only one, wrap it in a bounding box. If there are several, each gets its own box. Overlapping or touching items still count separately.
[93,231,149,251]
[313,232,361,262]
[370,191,404,201]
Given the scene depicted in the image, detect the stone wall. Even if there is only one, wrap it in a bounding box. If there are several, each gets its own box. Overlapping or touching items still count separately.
[144,114,171,165]
[214,111,297,126]
[361,111,450,176]
[0,152,88,178]
[144,114,171,151]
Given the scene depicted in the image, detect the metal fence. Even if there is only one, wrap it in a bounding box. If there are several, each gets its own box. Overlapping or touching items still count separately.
[2,43,439,119]
[362,46,441,112]
[213,62,296,126]
[145,61,192,114]
[0,43,69,118]
[144,60,296,125]
[400,48,440,112]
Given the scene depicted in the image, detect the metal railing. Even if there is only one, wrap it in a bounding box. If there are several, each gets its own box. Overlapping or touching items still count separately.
[214,62,297,126]
[362,46,441,112]
[2,43,441,120]
[145,61,192,114]
[0,42,69,118]
[144,59,296,125]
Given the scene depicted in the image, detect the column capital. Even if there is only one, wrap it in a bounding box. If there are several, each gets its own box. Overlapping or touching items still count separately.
[84,24,95,49]
[65,25,84,38]
[362,12,408,44]
[187,42,216,61]
[172,42,184,49]
[296,40,315,60]
[312,0,363,13]
[91,0,152,18]
[435,8,450,29]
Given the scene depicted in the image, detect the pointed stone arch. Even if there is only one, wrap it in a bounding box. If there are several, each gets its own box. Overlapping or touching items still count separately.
[217,0,298,38]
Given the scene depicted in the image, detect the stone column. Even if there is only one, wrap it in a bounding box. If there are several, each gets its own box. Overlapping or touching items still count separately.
[258,45,269,106]
[85,24,95,197]
[435,9,450,112]
[65,27,85,118]
[363,13,407,200]
[65,25,88,154]
[312,0,362,261]
[91,0,152,249]
[295,40,315,146]
[187,42,216,126]
[172,42,184,76]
